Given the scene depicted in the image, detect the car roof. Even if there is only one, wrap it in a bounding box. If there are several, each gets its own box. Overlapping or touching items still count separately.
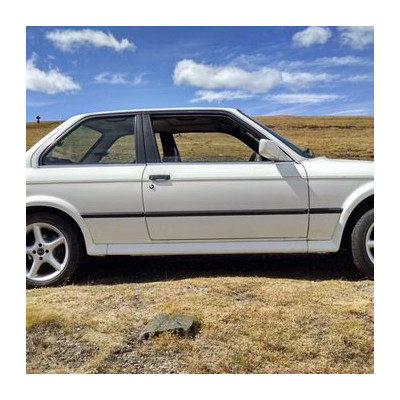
[74,107,240,119]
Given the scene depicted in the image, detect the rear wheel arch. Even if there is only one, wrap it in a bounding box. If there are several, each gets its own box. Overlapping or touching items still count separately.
[26,206,86,252]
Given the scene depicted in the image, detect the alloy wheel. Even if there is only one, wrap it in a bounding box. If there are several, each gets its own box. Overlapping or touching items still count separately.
[365,222,374,264]
[26,222,70,283]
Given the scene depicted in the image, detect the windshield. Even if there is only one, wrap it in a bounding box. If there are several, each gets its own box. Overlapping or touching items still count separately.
[238,110,315,159]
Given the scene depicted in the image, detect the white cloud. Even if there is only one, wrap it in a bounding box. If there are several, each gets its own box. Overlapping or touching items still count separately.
[229,53,270,69]
[132,75,145,86]
[273,56,371,71]
[94,72,145,86]
[343,74,374,83]
[190,90,254,103]
[26,56,80,94]
[46,29,135,52]
[281,71,336,88]
[292,27,332,47]
[174,59,353,104]
[337,26,374,49]
[173,59,282,93]
[267,93,344,104]
[328,108,370,116]
[95,72,128,85]
[315,56,371,67]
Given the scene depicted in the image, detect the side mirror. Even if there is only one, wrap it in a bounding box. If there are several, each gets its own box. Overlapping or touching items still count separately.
[258,139,282,161]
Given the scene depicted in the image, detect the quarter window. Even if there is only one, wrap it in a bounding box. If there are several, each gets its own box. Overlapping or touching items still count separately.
[42,116,136,165]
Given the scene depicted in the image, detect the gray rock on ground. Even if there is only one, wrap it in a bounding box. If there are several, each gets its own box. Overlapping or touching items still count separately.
[139,313,195,340]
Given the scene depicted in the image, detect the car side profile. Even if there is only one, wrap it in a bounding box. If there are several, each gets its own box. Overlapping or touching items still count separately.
[26,108,374,287]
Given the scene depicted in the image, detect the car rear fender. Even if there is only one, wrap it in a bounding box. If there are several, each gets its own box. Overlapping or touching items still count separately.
[26,194,107,255]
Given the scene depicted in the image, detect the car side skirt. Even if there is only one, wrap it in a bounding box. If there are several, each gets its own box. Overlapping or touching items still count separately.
[106,240,308,256]
[104,239,341,256]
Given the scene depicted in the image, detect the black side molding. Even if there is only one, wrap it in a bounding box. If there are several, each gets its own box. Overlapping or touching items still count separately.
[82,212,144,219]
[81,208,343,219]
[309,208,343,214]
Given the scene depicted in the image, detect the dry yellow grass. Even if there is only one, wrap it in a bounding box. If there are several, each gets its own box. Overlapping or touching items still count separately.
[26,116,374,160]
[26,116,374,374]
[26,121,62,151]
[27,269,373,374]
[26,255,374,374]
[257,116,374,160]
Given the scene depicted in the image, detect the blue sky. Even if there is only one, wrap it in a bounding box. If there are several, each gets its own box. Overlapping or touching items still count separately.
[26,26,374,121]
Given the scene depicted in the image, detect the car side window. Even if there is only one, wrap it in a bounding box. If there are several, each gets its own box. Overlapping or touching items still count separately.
[98,134,135,164]
[151,115,259,163]
[42,116,136,165]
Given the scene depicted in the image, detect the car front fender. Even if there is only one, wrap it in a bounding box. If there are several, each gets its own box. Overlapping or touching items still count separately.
[327,180,374,250]
[340,180,374,226]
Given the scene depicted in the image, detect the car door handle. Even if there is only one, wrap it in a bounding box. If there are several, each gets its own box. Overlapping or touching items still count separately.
[149,175,171,181]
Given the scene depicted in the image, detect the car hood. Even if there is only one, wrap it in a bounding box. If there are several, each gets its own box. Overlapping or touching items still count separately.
[300,157,374,180]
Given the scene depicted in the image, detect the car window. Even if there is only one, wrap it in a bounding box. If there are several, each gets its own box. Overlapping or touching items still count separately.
[98,134,135,164]
[151,115,258,163]
[155,132,252,162]
[42,116,136,165]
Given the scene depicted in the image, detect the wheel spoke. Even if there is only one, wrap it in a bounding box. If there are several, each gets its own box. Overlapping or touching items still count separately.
[365,222,374,264]
[27,259,42,278]
[33,224,44,245]
[26,245,35,256]
[48,254,62,271]
[47,236,65,251]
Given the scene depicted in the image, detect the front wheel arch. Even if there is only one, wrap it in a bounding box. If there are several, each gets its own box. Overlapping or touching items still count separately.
[350,208,374,276]
[340,195,374,251]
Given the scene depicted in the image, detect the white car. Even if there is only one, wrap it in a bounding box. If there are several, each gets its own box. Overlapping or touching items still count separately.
[26,108,374,287]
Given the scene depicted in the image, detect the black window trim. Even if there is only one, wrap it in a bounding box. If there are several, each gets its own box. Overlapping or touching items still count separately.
[39,112,146,167]
[141,110,295,164]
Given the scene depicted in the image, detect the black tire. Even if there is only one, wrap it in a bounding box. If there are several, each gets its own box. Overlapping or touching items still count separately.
[350,208,374,277]
[26,212,84,288]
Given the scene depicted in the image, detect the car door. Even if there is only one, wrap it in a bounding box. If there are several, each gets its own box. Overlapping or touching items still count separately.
[141,112,309,241]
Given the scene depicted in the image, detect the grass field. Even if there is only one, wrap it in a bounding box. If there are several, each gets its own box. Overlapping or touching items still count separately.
[26,116,374,374]
[26,116,374,160]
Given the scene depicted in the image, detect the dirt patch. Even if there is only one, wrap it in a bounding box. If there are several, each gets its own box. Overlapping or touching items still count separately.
[96,331,189,374]
[26,324,99,374]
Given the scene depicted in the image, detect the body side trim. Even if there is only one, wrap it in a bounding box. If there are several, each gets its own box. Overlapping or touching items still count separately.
[81,208,342,219]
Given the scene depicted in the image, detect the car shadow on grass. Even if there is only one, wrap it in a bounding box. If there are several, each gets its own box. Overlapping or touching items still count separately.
[74,252,367,286]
